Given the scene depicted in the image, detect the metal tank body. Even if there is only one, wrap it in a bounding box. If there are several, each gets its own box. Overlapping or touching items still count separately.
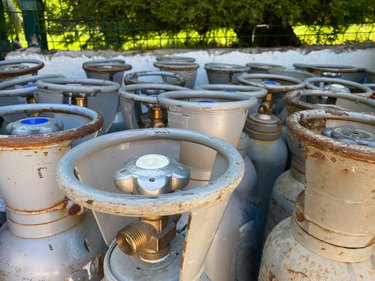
[264,89,375,238]
[244,112,288,279]
[0,59,44,81]
[154,61,200,89]
[293,63,367,83]
[118,84,189,130]
[36,77,121,133]
[204,63,250,84]
[82,59,132,133]
[82,59,132,85]
[158,91,257,281]
[0,104,107,280]
[56,128,245,281]
[259,109,375,281]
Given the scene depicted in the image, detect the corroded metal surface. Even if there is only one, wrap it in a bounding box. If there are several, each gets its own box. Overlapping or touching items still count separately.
[83,59,132,73]
[0,59,44,81]
[285,89,375,115]
[305,77,372,96]
[57,128,244,281]
[124,71,185,86]
[204,63,250,84]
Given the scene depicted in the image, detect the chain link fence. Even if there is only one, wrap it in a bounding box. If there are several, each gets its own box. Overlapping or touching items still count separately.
[1,0,375,52]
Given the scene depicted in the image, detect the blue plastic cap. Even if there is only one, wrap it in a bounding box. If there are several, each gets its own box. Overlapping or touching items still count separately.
[20,117,49,125]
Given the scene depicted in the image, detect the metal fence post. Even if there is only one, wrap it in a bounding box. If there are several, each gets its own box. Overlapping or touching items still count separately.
[19,0,48,50]
[0,1,10,59]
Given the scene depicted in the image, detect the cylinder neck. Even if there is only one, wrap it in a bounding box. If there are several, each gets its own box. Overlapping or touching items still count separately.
[245,112,282,141]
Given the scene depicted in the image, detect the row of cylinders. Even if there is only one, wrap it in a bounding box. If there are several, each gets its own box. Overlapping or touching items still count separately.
[0,56,373,281]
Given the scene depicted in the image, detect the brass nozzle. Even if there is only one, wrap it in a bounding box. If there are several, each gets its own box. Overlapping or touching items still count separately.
[72,96,88,107]
[116,222,156,256]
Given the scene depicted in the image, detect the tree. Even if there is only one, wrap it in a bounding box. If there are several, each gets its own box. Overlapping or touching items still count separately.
[44,0,375,49]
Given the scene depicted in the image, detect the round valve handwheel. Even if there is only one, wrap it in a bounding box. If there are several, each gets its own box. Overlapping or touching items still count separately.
[57,128,244,216]
[237,73,305,93]
[305,77,372,96]
[124,71,185,87]
[0,59,44,80]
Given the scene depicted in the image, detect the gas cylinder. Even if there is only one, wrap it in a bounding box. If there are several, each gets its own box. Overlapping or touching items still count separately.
[82,59,132,133]
[268,68,315,81]
[0,74,63,106]
[56,128,245,281]
[199,84,267,114]
[245,63,285,74]
[259,109,375,281]
[118,84,189,129]
[0,103,107,280]
[264,89,375,239]
[305,77,373,97]
[0,74,63,223]
[83,59,132,85]
[36,77,120,133]
[204,63,250,84]
[237,73,305,118]
[0,59,44,81]
[156,56,196,63]
[158,90,257,281]
[293,63,367,83]
[124,70,185,87]
[154,61,200,89]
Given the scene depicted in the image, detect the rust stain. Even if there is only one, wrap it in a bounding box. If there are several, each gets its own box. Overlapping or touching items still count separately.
[342,168,349,173]
[186,214,192,231]
[330,157,336,162]
[180,240,188,270]
[86,200,94,205]
[310,151,325,160]
[295,211,305,222]
[43,151,48,157]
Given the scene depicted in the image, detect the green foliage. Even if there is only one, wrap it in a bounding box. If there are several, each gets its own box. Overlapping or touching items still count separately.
[42,0,375,49]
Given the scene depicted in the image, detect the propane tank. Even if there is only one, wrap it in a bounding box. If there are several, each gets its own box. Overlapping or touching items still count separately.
[156,56,196,63]
[154,61,200,89]
[0,74,63,106]
[0,59,44,81]
[246,63,285,74]
[124,70,185,87]
[36,77,120,133]
[158,90,257,281]
[82,59,132,85]
[119,84,189,129]
[0,103,107,280]
[268,68,315,81]
[305,77,373,98]
[204,63,250,84]
[264,89,375,239]
[293,63,367,83]
[259,109,375,281]
[199,84,267,114]
[82,59,132,133]
[56,128,245,281]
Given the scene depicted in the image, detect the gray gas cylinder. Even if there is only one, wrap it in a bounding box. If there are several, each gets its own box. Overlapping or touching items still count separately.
[82,59,132,133]
[82,59,132,85]
[158,90,257,281]
[264,89,375,239]
[293,63,367,83]
[204,63,250,84]
[154,61,200,89]
[0,103,107,280]
[0,59,44,81]
[56,128,245,281]
[246,63,285,74]
[118,83,189,129]
[36,77,120,133]
[244,112,288,278]
[259,109,375,281]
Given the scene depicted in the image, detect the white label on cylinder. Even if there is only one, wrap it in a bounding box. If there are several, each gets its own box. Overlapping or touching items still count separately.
[136,154,170,170]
